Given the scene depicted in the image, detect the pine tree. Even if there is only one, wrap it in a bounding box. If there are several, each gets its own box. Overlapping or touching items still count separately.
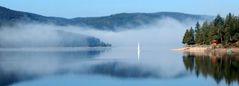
[183,28,195,45]
[195,22,201,44]
[183,29,189,44]
[201,21,209,44]
[195,22,200,32]
[214,15,224,44]
[214,14,224,26]
[224,13,233,43]
[189,27,195,45]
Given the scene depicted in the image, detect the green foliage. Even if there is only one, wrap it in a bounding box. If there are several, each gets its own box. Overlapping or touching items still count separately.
[183,13,239,47]
[182,27,195,45]
[195,21,200,32]
[189,27,195,44]
[214,14,224,26]
[182,29,189,44]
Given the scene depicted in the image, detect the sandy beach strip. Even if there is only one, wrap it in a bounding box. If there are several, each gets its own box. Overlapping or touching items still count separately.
[172,47,239,53]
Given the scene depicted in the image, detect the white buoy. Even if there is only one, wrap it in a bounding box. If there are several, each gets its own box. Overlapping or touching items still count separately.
[137,42,140,61]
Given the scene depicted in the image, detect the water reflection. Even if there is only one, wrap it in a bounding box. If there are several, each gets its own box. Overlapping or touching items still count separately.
[183,52,239,85]
[0,47,110,86]
[0,47,188,86]
[90,62,157,78]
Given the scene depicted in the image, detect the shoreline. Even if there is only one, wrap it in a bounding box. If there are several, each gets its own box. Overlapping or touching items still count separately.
[172,46,239,53]
[0,47,111,52]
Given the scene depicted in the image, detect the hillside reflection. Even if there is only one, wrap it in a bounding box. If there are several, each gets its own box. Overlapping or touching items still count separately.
[183,52,239,85]
[0,47,109,86]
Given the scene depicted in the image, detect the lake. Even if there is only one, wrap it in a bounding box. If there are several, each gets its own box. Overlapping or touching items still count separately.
[0,45,238,86]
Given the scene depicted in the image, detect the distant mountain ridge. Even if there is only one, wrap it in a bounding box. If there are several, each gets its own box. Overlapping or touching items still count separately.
[0,6,111,48]
[0,6,213,31]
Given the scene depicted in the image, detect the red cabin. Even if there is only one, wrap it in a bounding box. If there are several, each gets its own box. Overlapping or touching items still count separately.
[211,40,218,45]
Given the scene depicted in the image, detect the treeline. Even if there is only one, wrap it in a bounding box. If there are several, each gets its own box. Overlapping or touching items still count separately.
[182,13,239,47]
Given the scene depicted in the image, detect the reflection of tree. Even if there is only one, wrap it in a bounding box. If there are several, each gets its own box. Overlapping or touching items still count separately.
[183,52,239,85]
[183,54,194,72]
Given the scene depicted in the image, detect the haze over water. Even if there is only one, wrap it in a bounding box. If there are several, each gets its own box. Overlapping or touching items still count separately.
[0,18,238,86]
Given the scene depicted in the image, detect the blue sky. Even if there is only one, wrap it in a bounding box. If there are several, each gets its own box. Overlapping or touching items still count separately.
[1,0,239,18]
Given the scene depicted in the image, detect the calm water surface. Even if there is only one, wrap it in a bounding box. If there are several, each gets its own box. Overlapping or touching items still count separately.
[0,45,238,86]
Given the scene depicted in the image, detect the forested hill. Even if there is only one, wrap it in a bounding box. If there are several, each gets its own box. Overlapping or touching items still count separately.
[0,6,212,31]
[182,13,239,47]
[0,6,112,48]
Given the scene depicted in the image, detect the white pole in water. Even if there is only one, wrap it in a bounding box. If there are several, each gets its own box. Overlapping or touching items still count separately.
[137,42,140,61]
